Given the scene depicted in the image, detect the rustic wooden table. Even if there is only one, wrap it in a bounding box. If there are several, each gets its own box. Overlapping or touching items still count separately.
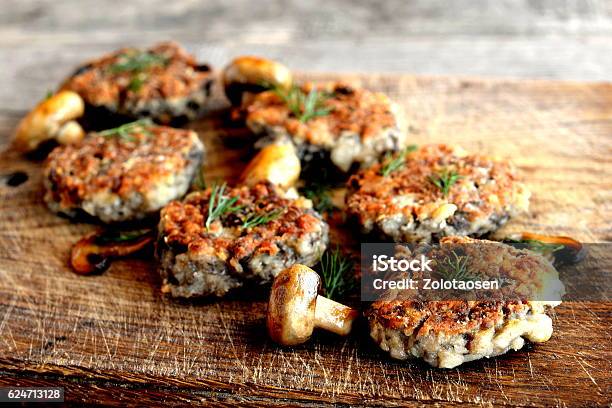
[1,72,611,406]
[1,1,611,406]
[4,0,612,113]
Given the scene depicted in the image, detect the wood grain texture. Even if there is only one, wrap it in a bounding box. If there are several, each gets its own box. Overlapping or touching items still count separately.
[5,0,612,115]
[0,73,611,406]
[4,0,612,39]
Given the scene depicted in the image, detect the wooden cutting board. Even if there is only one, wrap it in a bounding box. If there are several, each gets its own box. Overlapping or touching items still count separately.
[0,73,610,406]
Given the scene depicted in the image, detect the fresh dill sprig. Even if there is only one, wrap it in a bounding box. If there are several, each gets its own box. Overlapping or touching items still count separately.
[109,50,166,91]
[95,228,153,245]
[299,181,336,214]
[436,251,480,282]
[429,168,462,197]
[241,209,282,229]
[192,166,206,191]
[504,239,564,255]
[98,119,153,142]
[300,88,332,122]
[379,145,417,177]
[523,239,564,254]
[128,73,148,92]
[319,247,356,300]
[109,51,168,74]
[205,183,243,229]
[268,83,332,123]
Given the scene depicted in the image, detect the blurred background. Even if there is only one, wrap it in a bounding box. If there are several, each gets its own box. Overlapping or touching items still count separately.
[2,0,612,109]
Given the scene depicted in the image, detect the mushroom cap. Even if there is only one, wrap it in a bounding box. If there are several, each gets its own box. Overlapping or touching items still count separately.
[240,142,301,189]
[222,56,292,105]
[14,90,85,153]
[267,264,320,345]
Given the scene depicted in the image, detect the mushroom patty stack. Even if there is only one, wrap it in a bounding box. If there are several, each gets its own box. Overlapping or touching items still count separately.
[44,121,204,223]
[156,183,329,298]
[61,42,213,125]
[346,144,531,243]
[245,82,407,173]
[15,48,571,371]
[366,236,565,368]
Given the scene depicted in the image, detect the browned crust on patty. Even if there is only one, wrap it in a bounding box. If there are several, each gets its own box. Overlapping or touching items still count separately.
[368,299,530,337]
[346,144,530,241]
[61,42,211,108]
[44,125,200,210]
[246,82,400,146]
[366,236,562,336]
[159,183,326,271]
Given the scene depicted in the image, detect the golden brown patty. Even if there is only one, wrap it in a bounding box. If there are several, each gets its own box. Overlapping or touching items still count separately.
[156,183,329,297]
[346,144,530,242]
[366,236,564,368]
[44,123,204,223]
[61,42,213,124]
[245,82,407,172]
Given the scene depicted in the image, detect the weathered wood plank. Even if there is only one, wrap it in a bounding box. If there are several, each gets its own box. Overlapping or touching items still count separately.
[0,74,611,406]
[3,0,612,39]
[4,0,612,114]
[5,38,612,114]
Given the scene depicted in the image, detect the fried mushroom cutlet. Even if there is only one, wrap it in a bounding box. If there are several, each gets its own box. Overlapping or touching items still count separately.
[60,42,213,125]
[366,236,564,369]
[245,82,406,174]
[44,122,204,223]
[156,183,329,298]
[346,144,530,243]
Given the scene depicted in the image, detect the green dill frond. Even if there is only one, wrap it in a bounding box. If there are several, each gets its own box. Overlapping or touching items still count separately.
[109,51,168,74]
[504,238,564,255]
[437,251,480,282]
[127,73,148,92]
[379,145,418,177]
[267,83,333,123]
[205,183,243,229]
[299,181,336,214]
[241,209,282,229]
[95,228,153,245]
[319,247,356,300]
[192,166,206,191]
[299,88,332,122]
[428,168,462,197]
[98,119,153,142]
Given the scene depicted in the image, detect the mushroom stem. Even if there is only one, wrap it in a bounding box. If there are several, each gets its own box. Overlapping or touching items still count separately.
[314,295,358,336]
[267,264,358,346]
